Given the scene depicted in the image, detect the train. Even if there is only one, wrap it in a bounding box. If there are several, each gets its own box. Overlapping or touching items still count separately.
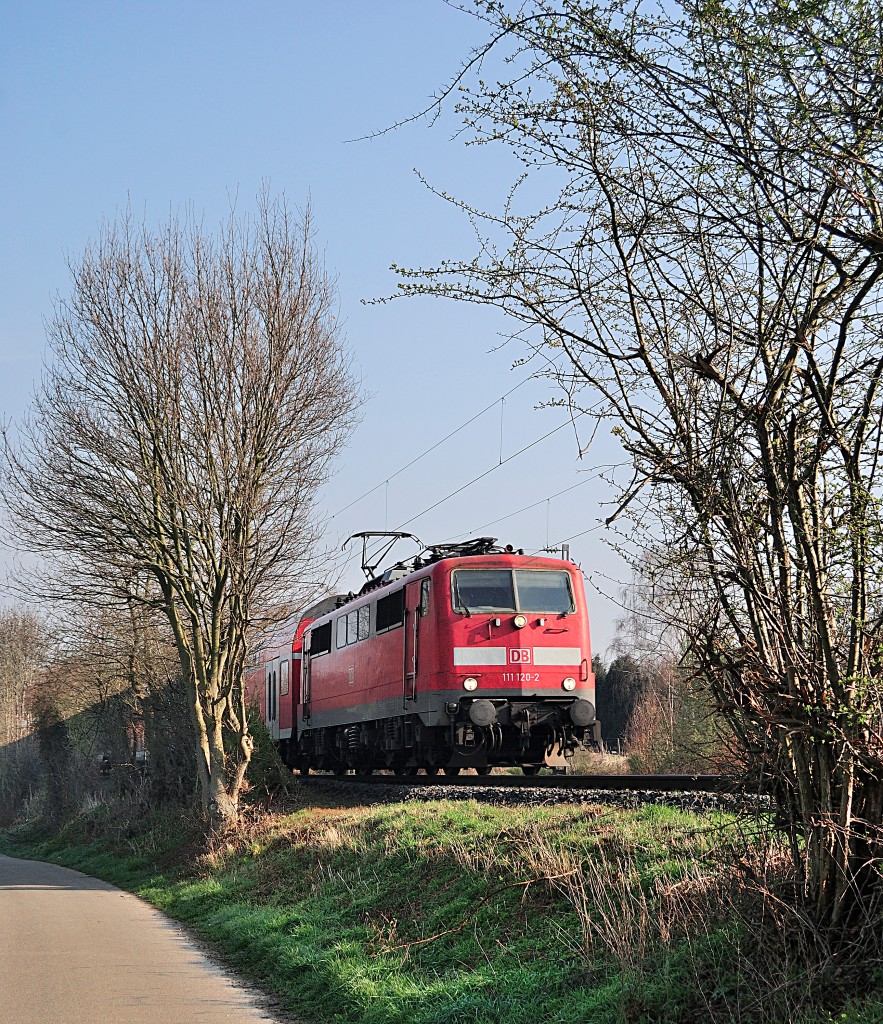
[246,535,599,775]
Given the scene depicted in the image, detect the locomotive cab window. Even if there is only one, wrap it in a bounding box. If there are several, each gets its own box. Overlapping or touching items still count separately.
[452,570,515,613]
[513,570,574,614]
[452,569,575,614]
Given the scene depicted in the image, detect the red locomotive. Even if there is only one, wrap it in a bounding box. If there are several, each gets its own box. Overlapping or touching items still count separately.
[247,536,599,775]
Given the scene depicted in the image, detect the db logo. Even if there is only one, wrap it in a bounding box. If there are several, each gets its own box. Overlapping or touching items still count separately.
[509,648,532,664]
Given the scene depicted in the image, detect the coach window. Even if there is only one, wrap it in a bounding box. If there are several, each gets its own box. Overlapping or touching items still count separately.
[310,621,332,656]
[336,615,347,649]
[280,659,289,696]
[419,578,430,617]
[358,604,370,640]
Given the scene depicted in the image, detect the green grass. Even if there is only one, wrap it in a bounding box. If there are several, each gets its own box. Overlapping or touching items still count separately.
[3,792,882,1024]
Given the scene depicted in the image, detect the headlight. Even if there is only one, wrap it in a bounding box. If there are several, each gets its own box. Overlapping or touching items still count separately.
[463,677,478,691]
[562,677,576,691]
[513,614,527,628]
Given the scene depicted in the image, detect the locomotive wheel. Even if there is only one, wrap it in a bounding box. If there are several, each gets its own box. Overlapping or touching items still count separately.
[393,766,408,776]
[475,766,492,776]
[355,764,373,776]
[521,765,541,776]
[443,767,461,777]
[424,766,440,776]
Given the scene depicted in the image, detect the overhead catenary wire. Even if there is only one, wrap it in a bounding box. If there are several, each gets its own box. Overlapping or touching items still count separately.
[394,415,584,531]
[335,413,589,577]
[529,521,606,556]
[332,389,616,578]
[438,472,606,543]
[328,370,541,521]
[324,415,577,579]
[324,363,609,580]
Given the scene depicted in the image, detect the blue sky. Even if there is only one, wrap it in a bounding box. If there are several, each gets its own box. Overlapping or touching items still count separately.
[0,1,628,656]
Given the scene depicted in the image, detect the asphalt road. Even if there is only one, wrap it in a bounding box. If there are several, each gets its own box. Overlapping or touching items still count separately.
[0,853,288,1024]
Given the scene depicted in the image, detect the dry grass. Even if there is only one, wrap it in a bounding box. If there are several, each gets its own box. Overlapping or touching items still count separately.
[513,818,883,1023]
[569,748,630,774]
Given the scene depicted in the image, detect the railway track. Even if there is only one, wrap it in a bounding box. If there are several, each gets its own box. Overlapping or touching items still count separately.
[304,772,735,794]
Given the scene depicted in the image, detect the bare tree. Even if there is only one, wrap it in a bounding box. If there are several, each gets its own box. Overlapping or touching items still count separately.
[401,1,883,932]
[0,607,45,824]
[2,194,359,825]
[0,607,43,745]
[52,605,177,762]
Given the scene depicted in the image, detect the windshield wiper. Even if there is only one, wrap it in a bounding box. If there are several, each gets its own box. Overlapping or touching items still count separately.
[453,581,473,617]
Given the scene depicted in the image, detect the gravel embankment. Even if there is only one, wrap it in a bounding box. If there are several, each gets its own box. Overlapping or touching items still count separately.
[305,778,768,815]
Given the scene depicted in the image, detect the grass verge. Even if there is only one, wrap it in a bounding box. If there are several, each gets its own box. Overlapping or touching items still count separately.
[2,788,882,1024]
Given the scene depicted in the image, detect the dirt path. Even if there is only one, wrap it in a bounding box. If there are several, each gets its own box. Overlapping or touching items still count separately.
[0,853,290,1024]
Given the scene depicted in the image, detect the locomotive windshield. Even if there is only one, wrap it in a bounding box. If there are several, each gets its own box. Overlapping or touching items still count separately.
[452,569,575,614]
